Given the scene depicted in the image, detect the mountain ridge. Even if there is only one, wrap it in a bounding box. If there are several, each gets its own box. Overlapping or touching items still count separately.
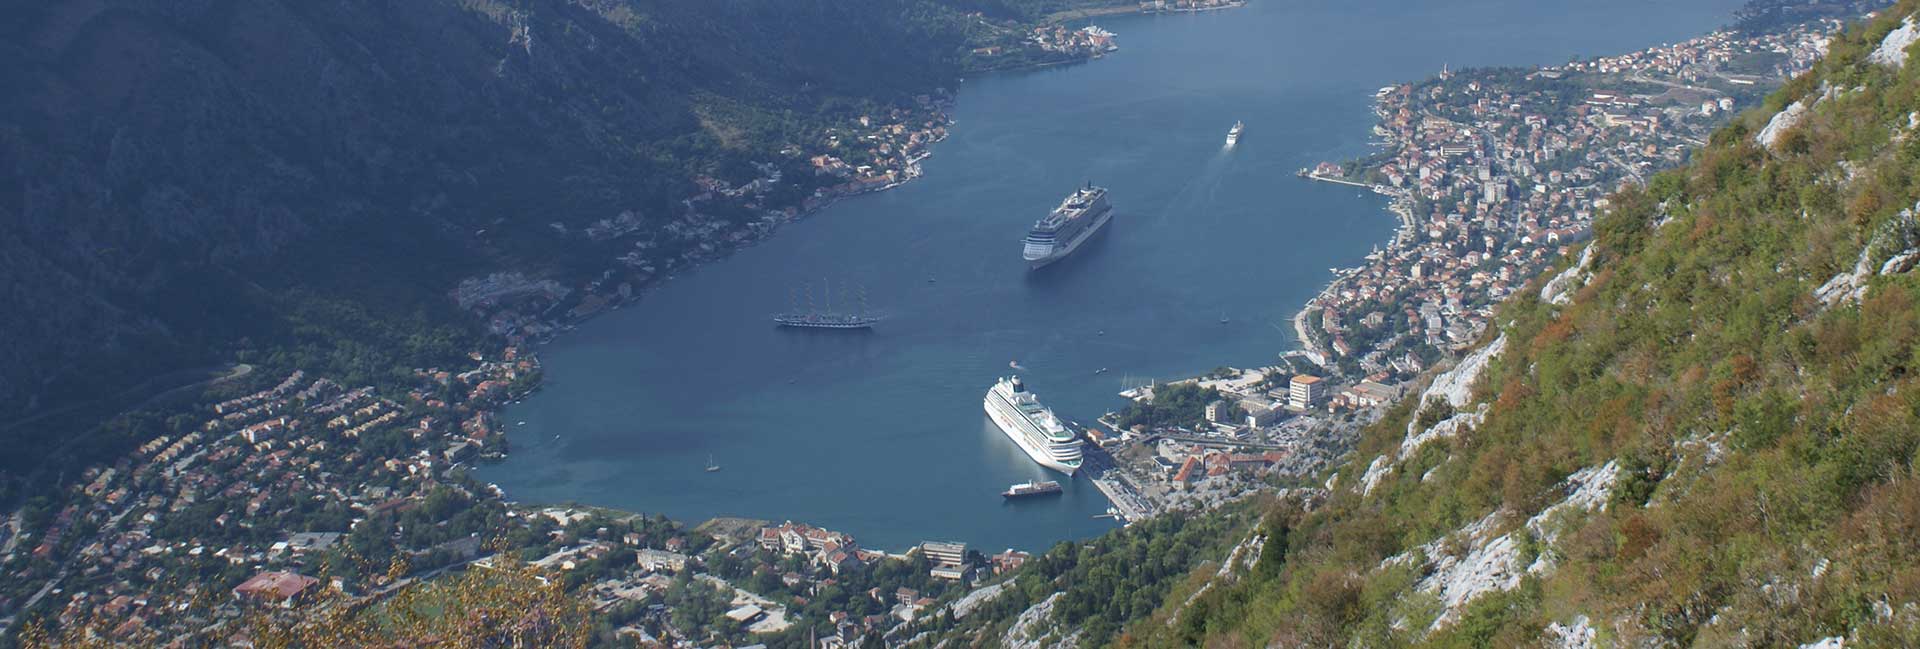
[0,0,1135,478]
[1108,3,1920,644]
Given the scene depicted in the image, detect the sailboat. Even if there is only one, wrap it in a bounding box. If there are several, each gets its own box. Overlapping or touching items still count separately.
[705,454,721,473]
[774,279,879,329]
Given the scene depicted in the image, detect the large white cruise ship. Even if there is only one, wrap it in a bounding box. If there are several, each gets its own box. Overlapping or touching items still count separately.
[1022,184,1114,270]
[984,376,1083,475]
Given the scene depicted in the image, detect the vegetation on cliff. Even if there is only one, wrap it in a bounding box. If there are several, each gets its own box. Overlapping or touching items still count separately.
[895,3,1920,647]
[1105,3,1920,645]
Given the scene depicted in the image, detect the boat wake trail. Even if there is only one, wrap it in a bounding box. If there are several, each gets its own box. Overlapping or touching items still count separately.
[1160,149,1233,224]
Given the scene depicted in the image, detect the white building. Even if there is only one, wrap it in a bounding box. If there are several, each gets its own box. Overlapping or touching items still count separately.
[920,541,966,566]
[635,549,691,572]
[1289,375,1326,410]
[1204,400,1231,424]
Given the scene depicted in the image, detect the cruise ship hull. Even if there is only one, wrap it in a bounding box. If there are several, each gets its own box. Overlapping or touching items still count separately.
[1026,207,1114,270]
[983,397,1081,475]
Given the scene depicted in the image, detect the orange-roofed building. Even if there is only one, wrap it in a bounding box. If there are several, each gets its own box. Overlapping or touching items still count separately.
[1174,456,1201,483]
[232,571,319,607]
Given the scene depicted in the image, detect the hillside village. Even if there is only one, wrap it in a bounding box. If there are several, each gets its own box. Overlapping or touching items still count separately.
[0,355,1057,646]
[0,2,1897,647]
[1298,18,1841,381]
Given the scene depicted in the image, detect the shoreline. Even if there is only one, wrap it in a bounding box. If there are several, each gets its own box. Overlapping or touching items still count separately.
[523,3,1274,341]
[1045,0,1248,23]
[1273,16,1839,379]
[550,124,954,328]
[1286,146,1417,372]
[971,1,1251,75]
[5,6,1867,640]
[478,0,1343,546]
[480,0,1313,538]
[965,53,1110,75]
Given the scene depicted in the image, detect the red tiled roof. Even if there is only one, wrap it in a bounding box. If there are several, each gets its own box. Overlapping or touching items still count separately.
[233,571,318,601]
[1173,456,1201,482]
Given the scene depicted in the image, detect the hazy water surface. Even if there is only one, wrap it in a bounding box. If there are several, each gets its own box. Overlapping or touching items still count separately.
[480,0,1745,552]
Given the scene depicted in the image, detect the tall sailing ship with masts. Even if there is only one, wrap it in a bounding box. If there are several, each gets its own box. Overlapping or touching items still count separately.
[773,280,879,330]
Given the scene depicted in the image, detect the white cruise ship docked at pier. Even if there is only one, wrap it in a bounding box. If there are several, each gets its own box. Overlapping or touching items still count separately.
[984,376,1083,475]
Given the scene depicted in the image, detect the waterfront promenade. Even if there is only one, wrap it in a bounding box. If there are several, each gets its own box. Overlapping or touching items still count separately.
[1083,445,1156,524]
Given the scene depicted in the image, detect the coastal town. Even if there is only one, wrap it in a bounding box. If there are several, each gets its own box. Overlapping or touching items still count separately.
[1135,0,1244,13]
[0,359,1043,646]
[980,13,1855,537]
[459,95,957,342]
[0,355,537,643]
[0,2,1879,647]
[1026,25,1118,58]
[0,6,1166,645]
[1068,365,1388,526]
[1294,18,1843,383]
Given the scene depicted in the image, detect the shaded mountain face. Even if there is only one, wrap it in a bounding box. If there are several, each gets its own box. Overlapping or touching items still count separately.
[0,0,972,422]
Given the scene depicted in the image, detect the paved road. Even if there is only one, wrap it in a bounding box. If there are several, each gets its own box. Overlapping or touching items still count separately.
[0,364,252,438]
[0,511,20,556]
[0,500,140,635]
[1,563,72,635]
[1153,434,1291,451]
[5,363,255,502]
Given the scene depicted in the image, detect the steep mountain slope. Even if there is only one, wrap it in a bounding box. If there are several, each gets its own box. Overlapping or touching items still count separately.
[1101,4,1920,646]
[0,0,1146,481]
[0,0,968,410]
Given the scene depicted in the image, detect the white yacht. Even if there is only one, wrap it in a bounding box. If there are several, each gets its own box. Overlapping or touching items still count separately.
[984,376,1083,474]
[1226,120,1244,147]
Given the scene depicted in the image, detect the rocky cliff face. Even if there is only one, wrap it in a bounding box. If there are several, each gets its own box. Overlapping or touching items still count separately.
[1111,4,1920,645]
[0,0,969,420]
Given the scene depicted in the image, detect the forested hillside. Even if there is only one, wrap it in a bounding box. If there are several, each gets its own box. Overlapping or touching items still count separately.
[0,0,1136,488]
[1117,4,1920,646]
[0,0,958,413]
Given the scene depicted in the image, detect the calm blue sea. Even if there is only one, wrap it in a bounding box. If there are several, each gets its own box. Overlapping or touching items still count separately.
[479,0,1746,553]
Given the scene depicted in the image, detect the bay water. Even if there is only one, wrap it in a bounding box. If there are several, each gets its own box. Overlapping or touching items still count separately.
[479,0,1745,552]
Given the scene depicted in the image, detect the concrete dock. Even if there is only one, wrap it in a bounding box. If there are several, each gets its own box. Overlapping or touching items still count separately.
[1082,445,1156,524]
